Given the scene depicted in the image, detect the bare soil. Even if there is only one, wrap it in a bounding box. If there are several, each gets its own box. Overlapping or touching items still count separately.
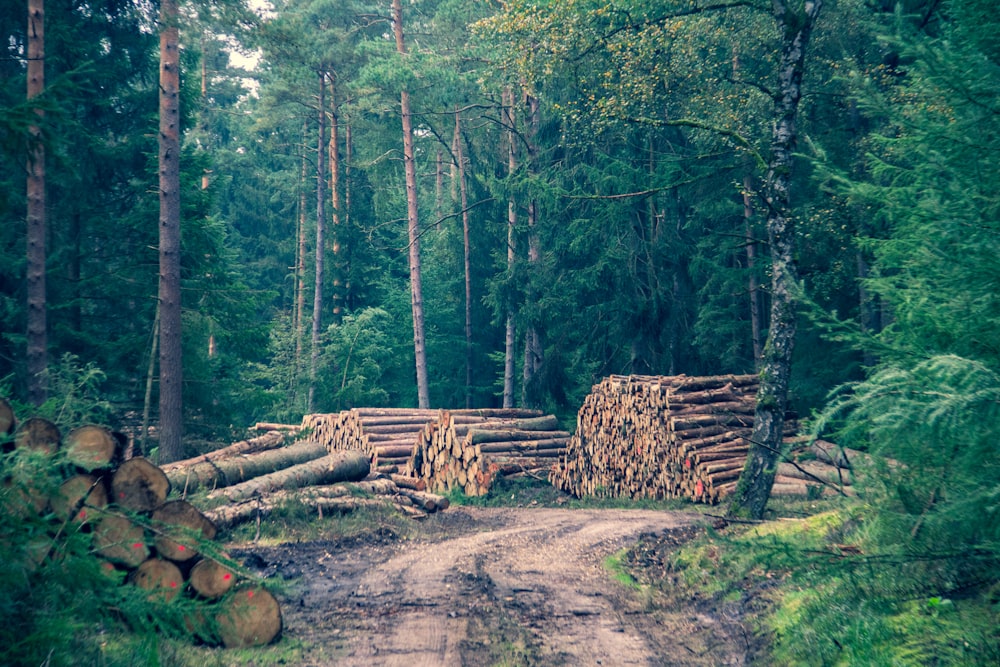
[232,506,752,666]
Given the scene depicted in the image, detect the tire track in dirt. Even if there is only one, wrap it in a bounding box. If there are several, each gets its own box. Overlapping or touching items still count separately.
[237,507,748,666]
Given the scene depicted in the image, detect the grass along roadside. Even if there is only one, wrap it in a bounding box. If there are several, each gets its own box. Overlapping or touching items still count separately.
[621,497,1000,666]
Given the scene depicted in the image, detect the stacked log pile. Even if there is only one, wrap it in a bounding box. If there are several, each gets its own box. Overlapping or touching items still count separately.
[550,373,848,503]
[303,408,441,468]
[1,411,285,647]
[404,410,569,496]
[298,407,569,493]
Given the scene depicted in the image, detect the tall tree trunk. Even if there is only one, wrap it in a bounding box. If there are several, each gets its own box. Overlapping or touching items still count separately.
[521,92,543,408]
[453,109,473,409]
[157,0,183,463]
[728,0,823,520]
[140,303,160,457]
[744,174,764,366]
[294,123,308,408]
[344,122,353,311]
[436,149,445,225]
[26,0,47,407]
[502,87,517,408]
[392,0,430,409]
[328,81,344,325]
[309,72,328,413]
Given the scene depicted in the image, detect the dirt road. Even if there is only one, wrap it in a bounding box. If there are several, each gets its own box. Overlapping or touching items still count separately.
[234,506,750,666]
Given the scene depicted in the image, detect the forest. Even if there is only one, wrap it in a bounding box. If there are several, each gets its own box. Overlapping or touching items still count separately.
[1,0,998,663]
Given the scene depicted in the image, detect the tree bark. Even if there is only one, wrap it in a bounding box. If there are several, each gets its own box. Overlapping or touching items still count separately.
[159,430,287,472]
[0,396,14,435]
[294,122,308,408]
[164,439,328,495]
[330,90,346,324]
[744,174,764,366]
[393,0,430,409]
[453,109,474,408]
[502,87,518,408]
[329,77,345,324]
[309,72,327,413]
[158,0,183,462]
[26,0,47,407]
[728,0,823,520]
[205,449,370,503]
[522,92,543,407]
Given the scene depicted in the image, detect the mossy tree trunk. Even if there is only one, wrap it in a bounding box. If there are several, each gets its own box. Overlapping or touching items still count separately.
[728,0,823,520]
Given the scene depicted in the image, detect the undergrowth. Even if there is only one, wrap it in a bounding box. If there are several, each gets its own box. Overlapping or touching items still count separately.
[625,497,1000,666]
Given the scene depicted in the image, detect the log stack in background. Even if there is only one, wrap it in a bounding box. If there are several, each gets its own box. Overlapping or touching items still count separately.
[298,407,568,496]
[303,408,440,469]
[404,410,569,496]
[550,374,848,504]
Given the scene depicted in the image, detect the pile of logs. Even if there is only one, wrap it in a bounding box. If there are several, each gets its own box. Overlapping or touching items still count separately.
[404,410,570,496]
[550,374,850,504]
[5,403,456,649]
[1,408,284,648]
[303,408,441,468]
[286,407,570,496]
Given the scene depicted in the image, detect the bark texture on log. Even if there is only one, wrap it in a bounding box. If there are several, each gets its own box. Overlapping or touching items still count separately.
[160,431,287,474]
[205,449,370,503]
[203,477,449,530]
[164,439,326,495]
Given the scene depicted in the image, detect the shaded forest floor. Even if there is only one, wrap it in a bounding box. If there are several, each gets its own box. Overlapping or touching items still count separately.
[230,505,758,666]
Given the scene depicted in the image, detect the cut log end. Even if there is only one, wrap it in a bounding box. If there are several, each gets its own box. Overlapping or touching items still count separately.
[152,499,218,562]
[215,585,283,648]
[189,556,237,599]
[0,396,15,436]
[14,417,61,454]
[65,424,122,471]
[131,558,185,602]
[111,457,171,512]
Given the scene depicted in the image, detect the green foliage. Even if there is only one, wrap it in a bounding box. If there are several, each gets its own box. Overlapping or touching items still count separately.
[27,353,113,430]
[315,307,395,411]
[646,507,1000,665]
[816,356,1000,589]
